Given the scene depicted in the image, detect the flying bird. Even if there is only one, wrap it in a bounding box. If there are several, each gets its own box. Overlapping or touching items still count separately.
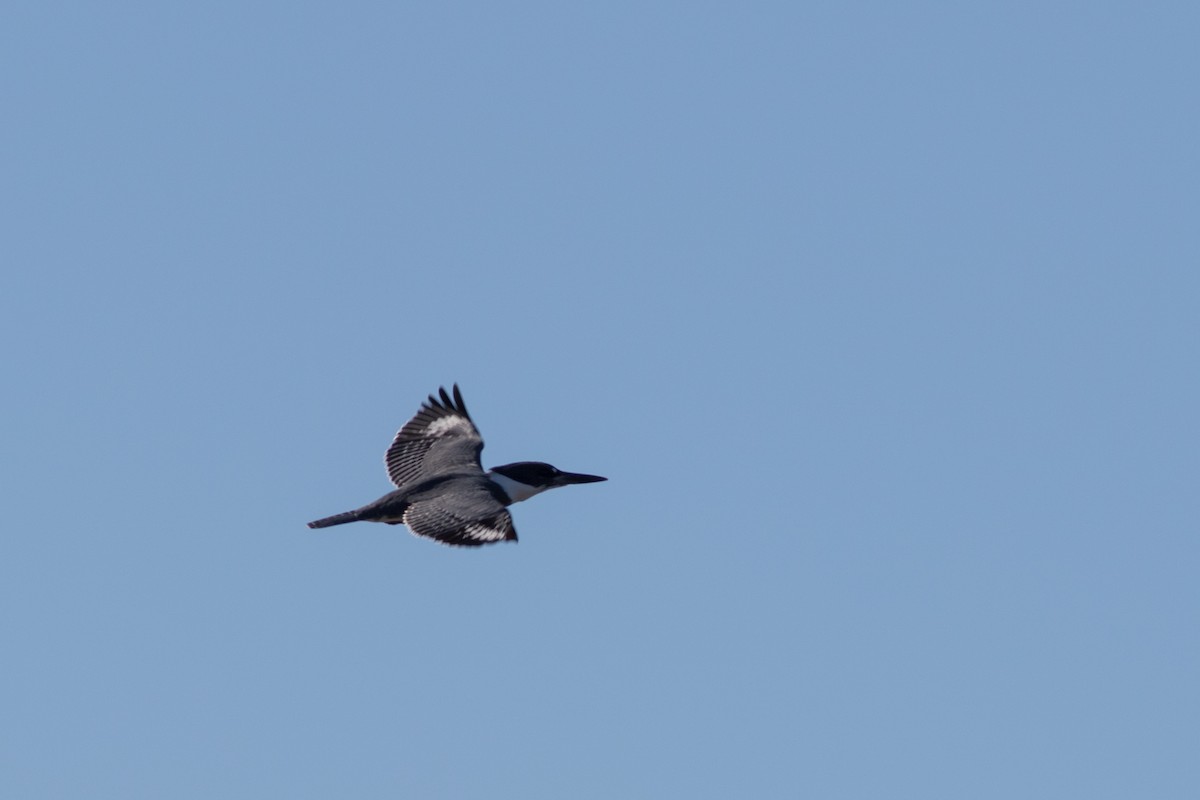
[307,385,606,547]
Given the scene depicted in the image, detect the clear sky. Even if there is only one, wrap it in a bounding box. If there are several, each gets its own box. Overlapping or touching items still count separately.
[3,2,1198,798]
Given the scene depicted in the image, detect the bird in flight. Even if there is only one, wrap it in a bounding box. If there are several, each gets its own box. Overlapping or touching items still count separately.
[307,385,606,547]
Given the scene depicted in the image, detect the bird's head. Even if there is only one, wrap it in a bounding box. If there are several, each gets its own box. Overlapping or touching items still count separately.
[488,461,607,503]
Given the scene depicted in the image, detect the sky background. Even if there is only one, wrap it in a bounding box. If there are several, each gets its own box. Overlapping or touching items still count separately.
[3,2,1198,798]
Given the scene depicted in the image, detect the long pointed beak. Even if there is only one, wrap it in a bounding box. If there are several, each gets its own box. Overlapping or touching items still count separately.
[556,471,607,485]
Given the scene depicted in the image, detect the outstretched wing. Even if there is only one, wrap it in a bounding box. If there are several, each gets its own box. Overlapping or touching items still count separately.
[402,481,518,547]
[385,385,484,488]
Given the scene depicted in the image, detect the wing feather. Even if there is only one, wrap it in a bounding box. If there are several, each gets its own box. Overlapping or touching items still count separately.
[402,488,517,547]
[385,384,484,488]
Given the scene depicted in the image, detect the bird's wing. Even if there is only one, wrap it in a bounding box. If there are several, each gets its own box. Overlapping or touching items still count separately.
[402,482,518,547]
[385,385,484,488]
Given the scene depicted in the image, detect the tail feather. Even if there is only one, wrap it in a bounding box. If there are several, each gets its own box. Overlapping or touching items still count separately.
[307,510,360,529]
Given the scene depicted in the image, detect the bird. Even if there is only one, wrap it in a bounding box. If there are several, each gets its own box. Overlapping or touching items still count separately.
[307,385,606,547]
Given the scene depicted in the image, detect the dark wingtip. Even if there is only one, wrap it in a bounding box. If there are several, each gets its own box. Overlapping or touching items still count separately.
[452,384,469,419]
[423,384,470,419]
[420,385,469,419]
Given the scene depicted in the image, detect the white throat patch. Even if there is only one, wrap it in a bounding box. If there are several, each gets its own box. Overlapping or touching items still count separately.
[488,471,549,504]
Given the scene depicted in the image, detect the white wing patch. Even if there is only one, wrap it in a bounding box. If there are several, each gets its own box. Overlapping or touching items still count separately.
[462,521,513,542]
[425,416,475,437]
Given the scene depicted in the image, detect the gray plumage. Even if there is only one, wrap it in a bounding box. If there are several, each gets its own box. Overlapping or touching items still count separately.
[307,385,605,547]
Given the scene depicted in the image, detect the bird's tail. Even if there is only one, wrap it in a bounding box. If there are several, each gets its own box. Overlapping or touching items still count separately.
[307,510,360,529]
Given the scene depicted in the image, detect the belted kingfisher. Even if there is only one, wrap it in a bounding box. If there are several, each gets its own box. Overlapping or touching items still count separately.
[307,385,606,547]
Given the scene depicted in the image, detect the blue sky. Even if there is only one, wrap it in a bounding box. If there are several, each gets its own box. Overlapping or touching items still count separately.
[3,2,1198,798]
